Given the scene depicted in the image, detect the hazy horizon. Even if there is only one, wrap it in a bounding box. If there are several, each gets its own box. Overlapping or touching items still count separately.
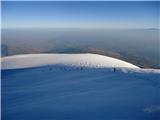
[1,1,160,68]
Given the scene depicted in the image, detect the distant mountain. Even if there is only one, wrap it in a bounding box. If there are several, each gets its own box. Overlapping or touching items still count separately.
[147,28,160,30]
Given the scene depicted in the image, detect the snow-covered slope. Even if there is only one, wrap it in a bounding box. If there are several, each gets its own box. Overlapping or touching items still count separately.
[2,66,160,120]
[2,53,139,70]
[1,53,160,120]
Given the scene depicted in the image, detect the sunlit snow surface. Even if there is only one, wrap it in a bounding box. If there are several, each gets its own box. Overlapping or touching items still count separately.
[2,53,139,70]
[1,54,160,120]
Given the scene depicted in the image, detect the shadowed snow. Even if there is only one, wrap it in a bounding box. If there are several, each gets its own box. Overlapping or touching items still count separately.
[2,53,160,120]
[2,66,160,120]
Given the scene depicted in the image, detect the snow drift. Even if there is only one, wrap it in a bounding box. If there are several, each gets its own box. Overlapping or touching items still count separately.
[2,53,139,70]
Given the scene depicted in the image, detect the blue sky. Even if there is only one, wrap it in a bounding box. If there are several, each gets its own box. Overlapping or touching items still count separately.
[2,1,159,29]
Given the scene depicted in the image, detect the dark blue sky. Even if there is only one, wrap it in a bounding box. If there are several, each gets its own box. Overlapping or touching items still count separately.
[2,1,159,29]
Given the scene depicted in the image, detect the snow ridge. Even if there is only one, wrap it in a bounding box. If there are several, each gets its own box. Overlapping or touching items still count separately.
[2,53,139,70]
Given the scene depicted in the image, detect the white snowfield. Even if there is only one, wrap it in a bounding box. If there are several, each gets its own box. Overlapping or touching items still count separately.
[2,53,160,120]
[2,53,139,70]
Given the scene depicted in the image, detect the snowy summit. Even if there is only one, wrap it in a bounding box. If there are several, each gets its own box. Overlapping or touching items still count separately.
[2,53,139,70]
[2,53,160,120]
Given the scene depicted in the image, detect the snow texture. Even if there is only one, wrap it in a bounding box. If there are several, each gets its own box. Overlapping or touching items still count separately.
[1,54,160,120]
[2,53,139,70]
